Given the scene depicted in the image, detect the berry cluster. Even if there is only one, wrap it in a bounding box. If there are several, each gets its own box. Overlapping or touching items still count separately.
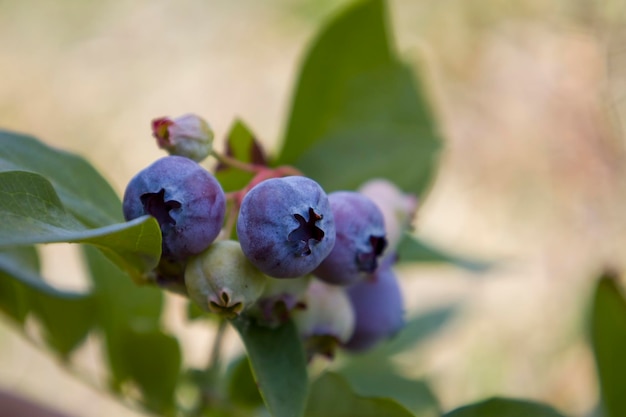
[123,114,417,357]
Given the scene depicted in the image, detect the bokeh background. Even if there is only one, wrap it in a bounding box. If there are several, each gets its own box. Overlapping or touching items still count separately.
[1,0,626,416]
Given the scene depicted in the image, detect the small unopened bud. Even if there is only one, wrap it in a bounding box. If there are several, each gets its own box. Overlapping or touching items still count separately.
[185,240,267,318]
[151,114,214,162]
[358,179,418,256]
[292,279,355,359]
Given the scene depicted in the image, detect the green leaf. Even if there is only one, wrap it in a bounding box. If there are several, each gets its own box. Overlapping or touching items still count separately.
[397,234,491,272]
[0,247,96,357]
[443,397,568,417]
[305,372,414,417]
[83,247,180,414]
[0,171,161,281]
[231,317,308,417]
[338,304,457,368]
[121,328,181,415]
[82,247,164,387]
[590,274,626,417]
[0,130,123,227]
[0,270,30,323]
[382,304,458,355]
[226,355,264,409]
[30,289,97,358]
[277,0,441,195]
[338,367,439,417]
[334,306,454,415]
[215,119,266,193]
[0,245,86,298]
[0,246,40,323]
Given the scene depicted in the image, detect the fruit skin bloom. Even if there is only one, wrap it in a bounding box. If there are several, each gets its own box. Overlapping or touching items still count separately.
[185,240,267,318]
[236,176,336,279]
[343,256,404,352]
[151,114,214,162]
[123,156,226,260]
[314,191,387,286]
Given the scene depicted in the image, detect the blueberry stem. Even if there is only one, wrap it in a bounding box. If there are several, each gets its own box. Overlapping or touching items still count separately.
[191,318,228,416]
[219,202,239,240]
[207,319,227,374]
[210,150,264,173]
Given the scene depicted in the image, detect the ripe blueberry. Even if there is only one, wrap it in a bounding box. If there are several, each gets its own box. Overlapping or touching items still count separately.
[314,191,387,285]
[343,256,404,351]
[236,176,336,278]
[123,155,226,260]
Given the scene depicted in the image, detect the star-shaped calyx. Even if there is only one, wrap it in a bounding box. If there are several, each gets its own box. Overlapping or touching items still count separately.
[288,207,325,256]
[140,188,182,226]
[356,235,387,273]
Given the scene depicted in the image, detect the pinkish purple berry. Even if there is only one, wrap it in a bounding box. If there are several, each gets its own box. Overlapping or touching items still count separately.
[314,191,387,285]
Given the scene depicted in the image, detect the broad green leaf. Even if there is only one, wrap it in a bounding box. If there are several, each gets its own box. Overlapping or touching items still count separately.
[30,289,97,359]
[0,171,161,281]
[591,274,626,417]
[226,355,264,409]
[0,247,95,357]
[231,317,308,417]
[0,270,29,323]
[121,328,181,415]
[337,304,457,370]
[443,397,568,417]
[277,0,441,195]
[82,246,164,388]
[215,119,267,193]
[0,130,123,227]
[0,246,39,323]
[397,234,491,272]
[84,248,180,415]
[382,304,458,355]
[335,305,454,415]
[305,372,414,417]
[0,245,40,274]
[0,245,85,297]
[338,367,439,417]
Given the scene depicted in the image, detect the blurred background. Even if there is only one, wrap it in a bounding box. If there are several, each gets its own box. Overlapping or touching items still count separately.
[1,0,625,416]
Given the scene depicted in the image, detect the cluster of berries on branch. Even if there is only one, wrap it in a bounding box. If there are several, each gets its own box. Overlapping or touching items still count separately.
[123,114,417,358]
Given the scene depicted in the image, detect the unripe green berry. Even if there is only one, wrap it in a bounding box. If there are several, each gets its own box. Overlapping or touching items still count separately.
[185,240,267,318]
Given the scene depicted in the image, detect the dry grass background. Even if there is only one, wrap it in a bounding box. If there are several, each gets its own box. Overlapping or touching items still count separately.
[1,0,625,416]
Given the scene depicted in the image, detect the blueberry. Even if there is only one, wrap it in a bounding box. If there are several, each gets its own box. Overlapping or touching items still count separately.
[343,257,404,351]
[358,179,418,258]
[123,155,226,260]
[314,191,387,285]
[236,176,336,278]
